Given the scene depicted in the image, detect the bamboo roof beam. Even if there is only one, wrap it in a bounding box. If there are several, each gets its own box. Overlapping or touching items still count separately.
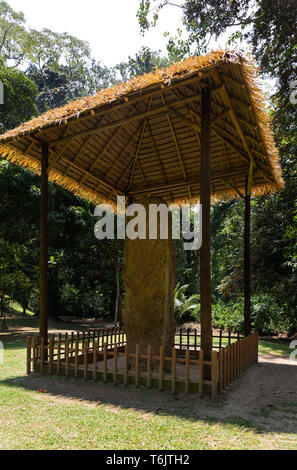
[47,86,224,149]
[60,155,122,196]
[127,121,147,190]
[223,179,244,198]
[211,69,256,168]
[103,121,144,180]
[128,167,252,196]
[78,125,127,187]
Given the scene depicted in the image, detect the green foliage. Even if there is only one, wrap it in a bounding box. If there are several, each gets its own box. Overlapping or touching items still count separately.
[0,0,30,66]
[174,284,199,323]
[211,300,244,334]
[137,0,297,336]
[116,47,169,81]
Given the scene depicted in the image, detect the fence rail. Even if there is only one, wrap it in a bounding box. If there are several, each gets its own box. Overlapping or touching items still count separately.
[26,328,258,400]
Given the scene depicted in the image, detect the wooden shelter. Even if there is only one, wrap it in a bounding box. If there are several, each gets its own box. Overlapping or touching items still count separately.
[0,50,283,383]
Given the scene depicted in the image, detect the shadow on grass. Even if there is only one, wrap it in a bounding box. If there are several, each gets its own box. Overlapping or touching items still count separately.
[1,360,297,437]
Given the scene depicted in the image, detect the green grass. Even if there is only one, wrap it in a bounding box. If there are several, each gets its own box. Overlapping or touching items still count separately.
[258,339,291,357]
[0,328,296,450]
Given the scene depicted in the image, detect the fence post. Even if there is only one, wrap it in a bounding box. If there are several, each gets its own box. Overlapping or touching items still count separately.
[159,346,164,391]
[113,344,118,385]
[65,338,70,376]
[74,336,79,378]
[172,348,176,394]
[135,345,140,387]
[124,344,128,386]
[219,349,223,393]
[32,336,37,372]
[185,349,190,394]
[27,337,32,375]
[40,337,45,373]
[103,343,108,383]
[93,342,98,381]
[48,336,54,374]
[83,341,88,380]
[57,335,61,375]
[147,345,152,389]
[211,350,218,400]
[219,330,222,349]
[199,349,204,397]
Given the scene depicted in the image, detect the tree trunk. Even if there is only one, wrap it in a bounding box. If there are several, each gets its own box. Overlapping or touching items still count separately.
[123,199,176,360]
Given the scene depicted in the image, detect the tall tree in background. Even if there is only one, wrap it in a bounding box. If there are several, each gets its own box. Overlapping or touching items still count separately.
[138,0,297,334]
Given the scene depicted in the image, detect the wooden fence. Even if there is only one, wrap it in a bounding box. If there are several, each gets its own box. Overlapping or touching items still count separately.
[26,329,258,400]
[175,328,242,350]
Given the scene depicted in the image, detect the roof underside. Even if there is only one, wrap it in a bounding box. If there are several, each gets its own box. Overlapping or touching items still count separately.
[0,50,284,209]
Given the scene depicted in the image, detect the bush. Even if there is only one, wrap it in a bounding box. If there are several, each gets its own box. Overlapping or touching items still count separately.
[251,293,287,336]
[209,294,286,336]
[212,300,245,334]
[60,284,109,318]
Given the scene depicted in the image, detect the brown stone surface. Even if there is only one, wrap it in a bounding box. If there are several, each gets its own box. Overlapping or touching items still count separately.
[123,199,176,358]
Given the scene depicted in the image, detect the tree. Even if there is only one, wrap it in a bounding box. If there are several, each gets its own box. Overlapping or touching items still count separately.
[116,47,169,81]
[0,59,37,132]
[137,0,297,335]
[0,0,30,67]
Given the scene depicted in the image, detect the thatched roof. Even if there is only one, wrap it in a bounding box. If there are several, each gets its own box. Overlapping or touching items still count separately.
[0,50,283,208]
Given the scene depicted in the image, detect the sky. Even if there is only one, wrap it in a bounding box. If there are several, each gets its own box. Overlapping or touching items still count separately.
[7,0,274,95]
[8,0,185,67]
[8,0,236,67]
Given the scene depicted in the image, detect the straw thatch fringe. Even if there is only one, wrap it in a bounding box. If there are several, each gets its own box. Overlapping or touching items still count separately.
[0,49,284,207]
[0,50,236,142]
[0,139,276,212]
[0,143,118,212]
[239,56,284,189]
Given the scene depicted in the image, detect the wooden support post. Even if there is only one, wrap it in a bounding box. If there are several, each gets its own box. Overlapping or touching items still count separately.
[200,87,212,378]
[40,142,49,348]
[244,176,251,336]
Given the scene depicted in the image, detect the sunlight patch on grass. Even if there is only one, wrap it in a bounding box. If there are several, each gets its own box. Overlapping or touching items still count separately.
[258,340,291,358]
